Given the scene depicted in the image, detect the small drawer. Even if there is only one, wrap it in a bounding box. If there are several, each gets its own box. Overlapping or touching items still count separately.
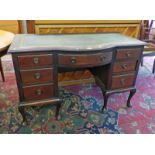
[113,61,137,73]
[20,68,54,85]
[23,84,54,101]
[58,52,112,67]
[111,73,135,89]
[18,54,53,68]
[116,48,141,60]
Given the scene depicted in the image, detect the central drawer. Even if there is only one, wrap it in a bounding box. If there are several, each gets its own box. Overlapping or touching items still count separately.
[23,84,54,101]
[58,52,112,67]
[20,68,54,85]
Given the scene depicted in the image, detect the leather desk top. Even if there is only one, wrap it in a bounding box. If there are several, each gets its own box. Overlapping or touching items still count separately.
[8,33,146,53]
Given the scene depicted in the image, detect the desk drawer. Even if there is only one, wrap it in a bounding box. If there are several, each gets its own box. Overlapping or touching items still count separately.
[20,68,54,85]
[111,73,135,89]
[18,54,54,68]
[23,84,54,101]
[58,52,112,67]
[113,61,137,73]
[116,48,141,60]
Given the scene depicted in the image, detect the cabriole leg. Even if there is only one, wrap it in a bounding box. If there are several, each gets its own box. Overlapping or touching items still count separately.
[0,58,5,82]
[55,103,61,120]
[152,59,155,73]
[102,93,110,113]
[127,88,136,107]
[18,106,28,125]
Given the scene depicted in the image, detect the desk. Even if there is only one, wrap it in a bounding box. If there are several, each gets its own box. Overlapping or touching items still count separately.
[8,33,146,123]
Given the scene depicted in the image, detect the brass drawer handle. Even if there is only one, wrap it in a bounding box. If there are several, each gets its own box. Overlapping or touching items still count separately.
[70,57,76,64]
[100,55,106,61]
[121,64,128,69]
[126,52,131,57]
[33,57,39,64]
[120,79,125,86]
[35,89,42,95]
[34,72,41,79]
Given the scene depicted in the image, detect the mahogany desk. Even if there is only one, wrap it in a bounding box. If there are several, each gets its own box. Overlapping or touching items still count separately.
[8,33,146,123]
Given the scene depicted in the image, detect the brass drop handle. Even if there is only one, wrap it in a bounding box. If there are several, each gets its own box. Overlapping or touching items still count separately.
[100,55,106,61]
[33,57,39,64]
[120,79,125,86]
[121,64,128,69]
[35,89,42,95]
[126,52,131,57]
[34,72,41,79]
[71,57,76,64]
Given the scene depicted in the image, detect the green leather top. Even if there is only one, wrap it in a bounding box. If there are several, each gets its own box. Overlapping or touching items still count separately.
[8,33,146,53]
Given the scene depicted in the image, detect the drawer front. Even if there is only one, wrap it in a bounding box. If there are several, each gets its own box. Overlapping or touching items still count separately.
[116,48,141,60]
[113,61,137,73]
[58,52,112,67]
[111,74,135,89]
[23,84,54,101]
[20,68,54,85]
[18,54,53,68]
